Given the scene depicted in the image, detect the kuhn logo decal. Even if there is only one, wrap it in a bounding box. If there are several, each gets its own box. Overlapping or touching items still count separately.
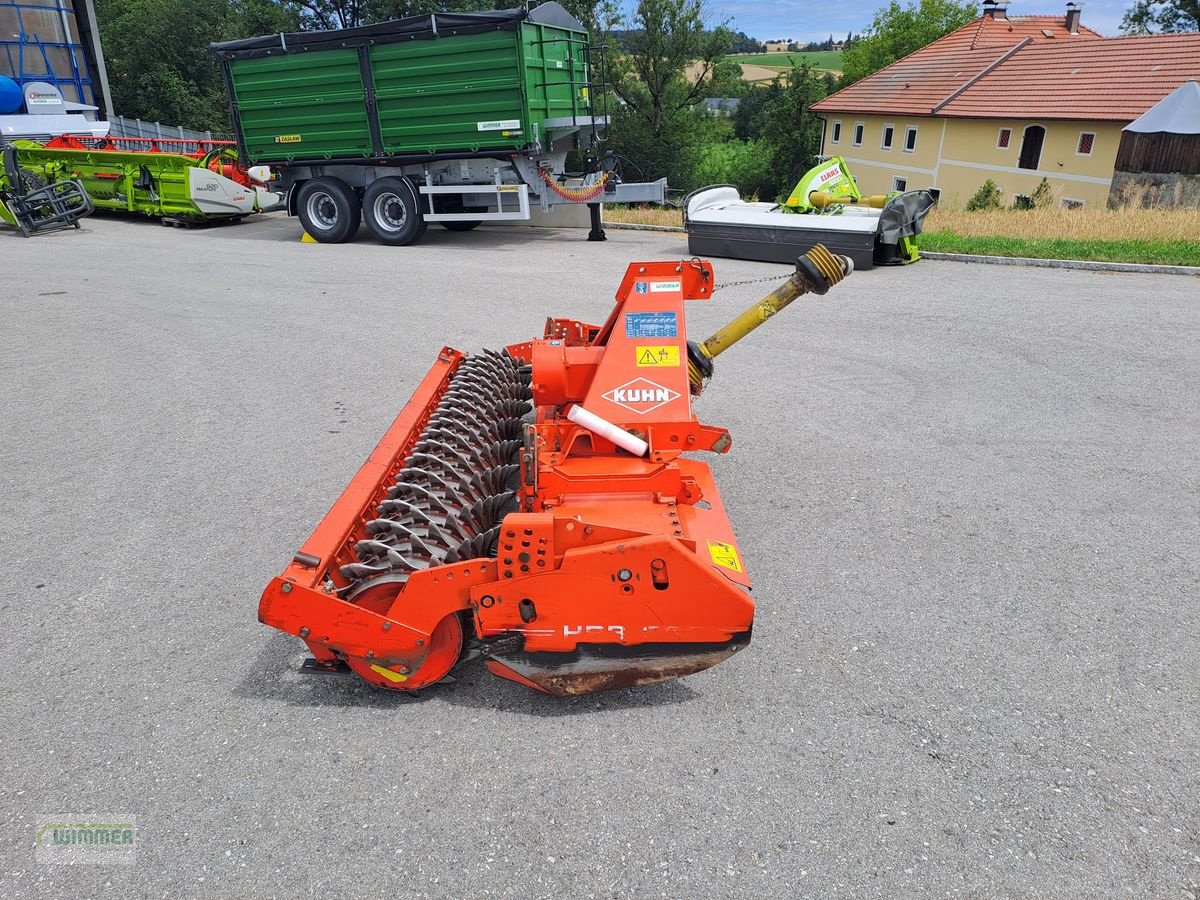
[602,378,680,414]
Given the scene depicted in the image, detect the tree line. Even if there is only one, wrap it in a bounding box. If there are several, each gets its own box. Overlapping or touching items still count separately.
[95,0,1200,202]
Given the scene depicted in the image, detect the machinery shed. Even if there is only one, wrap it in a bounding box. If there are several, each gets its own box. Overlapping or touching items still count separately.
[1110,80,1200,207]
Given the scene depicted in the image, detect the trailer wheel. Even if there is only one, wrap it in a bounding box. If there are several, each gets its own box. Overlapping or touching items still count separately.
[296,177,360,243]
[363,177,424,246]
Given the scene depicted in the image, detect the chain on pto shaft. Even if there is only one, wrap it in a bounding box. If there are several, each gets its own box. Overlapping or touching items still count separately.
[711,273,788,292]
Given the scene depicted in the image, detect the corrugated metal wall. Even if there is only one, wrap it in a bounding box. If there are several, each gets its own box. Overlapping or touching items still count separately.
[106,114,229,143]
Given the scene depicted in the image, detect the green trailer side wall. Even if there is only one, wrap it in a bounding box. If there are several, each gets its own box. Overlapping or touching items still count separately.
[225,20,587,165]
[228,49,374,161]
[518,20,589,141]
[371,30,525,154]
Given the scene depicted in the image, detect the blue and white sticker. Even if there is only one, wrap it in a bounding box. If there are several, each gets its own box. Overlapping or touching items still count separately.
[634,280,682,294]
[477,119,521,131]
[625,312,678,339]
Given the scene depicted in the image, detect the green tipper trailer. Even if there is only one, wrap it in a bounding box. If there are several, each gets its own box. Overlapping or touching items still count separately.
[211,3,664,245]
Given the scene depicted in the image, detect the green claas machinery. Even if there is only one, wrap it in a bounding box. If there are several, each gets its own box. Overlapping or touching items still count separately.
[2,137,281,224]
[210,2,665,244]
[0,140,92,236]
[684,157,939,270]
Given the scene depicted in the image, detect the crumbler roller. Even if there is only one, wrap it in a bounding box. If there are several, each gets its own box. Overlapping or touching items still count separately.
[259,247,853,695]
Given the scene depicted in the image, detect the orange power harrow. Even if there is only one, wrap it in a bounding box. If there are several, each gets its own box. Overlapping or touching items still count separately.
[260,247,852,695]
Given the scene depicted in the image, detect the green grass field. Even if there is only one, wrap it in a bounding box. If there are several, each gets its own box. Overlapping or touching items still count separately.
[920,233,1200,267]
[729,51,844,71]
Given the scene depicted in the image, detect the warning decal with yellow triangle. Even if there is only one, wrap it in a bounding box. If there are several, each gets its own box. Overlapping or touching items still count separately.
[634,346,680,367]
[706,540,743,573]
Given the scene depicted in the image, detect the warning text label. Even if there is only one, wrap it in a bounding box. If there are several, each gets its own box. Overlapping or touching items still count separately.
[707,540,743,573]
[635,346,680,367]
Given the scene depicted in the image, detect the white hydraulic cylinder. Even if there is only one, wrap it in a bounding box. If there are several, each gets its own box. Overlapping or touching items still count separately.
[566,404,649,457]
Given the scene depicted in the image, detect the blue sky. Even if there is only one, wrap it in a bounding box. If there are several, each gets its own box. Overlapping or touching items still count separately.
[704,1,1133,43]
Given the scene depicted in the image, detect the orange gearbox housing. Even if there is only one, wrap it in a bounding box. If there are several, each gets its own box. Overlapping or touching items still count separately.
[258,259,756,696]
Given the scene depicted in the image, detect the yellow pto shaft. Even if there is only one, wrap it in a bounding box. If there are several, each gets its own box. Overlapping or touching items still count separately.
[809,191,889,210]
[687,244,852,392]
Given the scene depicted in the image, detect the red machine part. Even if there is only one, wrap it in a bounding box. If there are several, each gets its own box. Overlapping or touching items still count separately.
[43,135,265,187]
[259,260,760,696]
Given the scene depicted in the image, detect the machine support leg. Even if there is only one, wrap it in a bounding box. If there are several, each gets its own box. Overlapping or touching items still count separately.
[587,203,605,242]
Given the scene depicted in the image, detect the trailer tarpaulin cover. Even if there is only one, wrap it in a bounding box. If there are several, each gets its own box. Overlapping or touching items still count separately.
[209,3,583,60]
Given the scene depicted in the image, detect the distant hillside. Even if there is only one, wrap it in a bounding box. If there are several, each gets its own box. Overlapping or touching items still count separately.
[685,60,783,84]
[609,29,763,55]
[728,50,843,73]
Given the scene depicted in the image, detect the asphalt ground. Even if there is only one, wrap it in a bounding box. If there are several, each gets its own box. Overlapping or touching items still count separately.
[1,212,1197,899]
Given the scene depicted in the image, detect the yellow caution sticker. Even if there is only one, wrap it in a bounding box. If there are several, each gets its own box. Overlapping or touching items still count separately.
[707,540,743,573]
[369,664,408,683]
[497,185,520,193]
[274,134,302,144]
[635,345,680,368]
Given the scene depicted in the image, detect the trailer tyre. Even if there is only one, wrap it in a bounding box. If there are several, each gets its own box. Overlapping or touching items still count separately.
[363,177,424,246]
[296,177,360,243]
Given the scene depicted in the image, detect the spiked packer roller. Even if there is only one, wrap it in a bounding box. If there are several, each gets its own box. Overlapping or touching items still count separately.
[260,246,853,695]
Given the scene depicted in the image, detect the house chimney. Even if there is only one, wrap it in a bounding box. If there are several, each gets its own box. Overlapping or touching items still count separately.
[982,1,1009,20]
[1065,2,1082,33]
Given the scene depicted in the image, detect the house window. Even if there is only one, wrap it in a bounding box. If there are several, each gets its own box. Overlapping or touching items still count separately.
[997,128,1012,149]
[881,124,895,150]
[831,120,842,144]
[892,176,907,191]
[853,122,864,147]
[903,126,917,153]
[1077,132,1095,155]
[1062,198,1085,210]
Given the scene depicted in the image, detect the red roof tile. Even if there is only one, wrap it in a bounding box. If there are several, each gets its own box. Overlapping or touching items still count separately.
[938,34,1200,120]
[809,12,1200,121]
[955,14,1102,49]
[811,44,1015,116]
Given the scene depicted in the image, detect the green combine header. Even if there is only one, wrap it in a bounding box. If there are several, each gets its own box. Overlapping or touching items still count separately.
[4,137,280,222]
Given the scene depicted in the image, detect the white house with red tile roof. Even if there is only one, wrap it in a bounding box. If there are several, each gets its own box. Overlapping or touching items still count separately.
[809,2,1200,208]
